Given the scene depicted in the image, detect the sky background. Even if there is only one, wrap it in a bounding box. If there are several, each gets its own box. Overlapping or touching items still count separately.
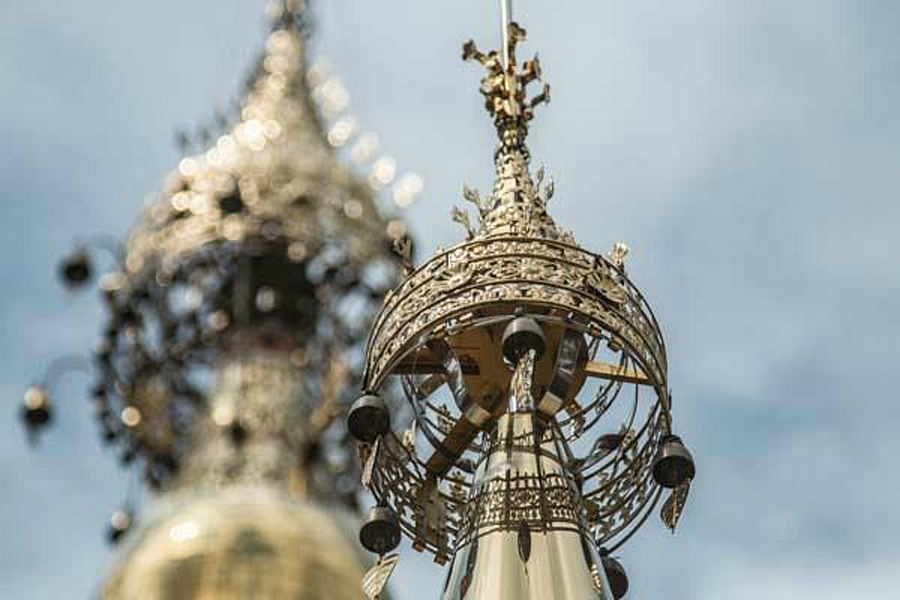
[2,1,899,598]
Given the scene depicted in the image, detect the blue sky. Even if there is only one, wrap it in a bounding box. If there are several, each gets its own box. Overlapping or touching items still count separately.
[2,1,899,598]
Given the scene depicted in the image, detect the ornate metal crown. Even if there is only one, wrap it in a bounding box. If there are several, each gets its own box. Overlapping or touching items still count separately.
[350,22,694,574]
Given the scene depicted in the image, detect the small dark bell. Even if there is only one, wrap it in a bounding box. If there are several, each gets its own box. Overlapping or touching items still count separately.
[218,191,244,215]
[652,434,696,489]
[107,509,133,544]
[359,505,401,555]
[59,250,92,287]
[121,449,136,465]
[502,316,546,363]
[22,386,52,427]
[600,550,629,600]
[302,440,322,466]
[118,306,140,326]
[347,394,390,443]
[228,421,248,446]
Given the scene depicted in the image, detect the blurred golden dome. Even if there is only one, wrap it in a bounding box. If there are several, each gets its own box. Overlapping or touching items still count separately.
[102,485,365,600]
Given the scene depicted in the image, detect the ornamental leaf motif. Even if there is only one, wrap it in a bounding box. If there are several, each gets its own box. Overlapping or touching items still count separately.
[661,479,691,532]
[362,553,400,600]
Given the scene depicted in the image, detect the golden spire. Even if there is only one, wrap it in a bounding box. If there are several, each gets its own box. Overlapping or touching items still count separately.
[456,24,563,241]
[351,5,695,600]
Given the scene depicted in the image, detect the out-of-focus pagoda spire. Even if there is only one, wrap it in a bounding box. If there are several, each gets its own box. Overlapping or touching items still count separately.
[24,2,420,598]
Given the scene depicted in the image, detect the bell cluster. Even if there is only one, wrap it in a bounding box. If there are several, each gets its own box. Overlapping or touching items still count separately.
[350,309,696,597]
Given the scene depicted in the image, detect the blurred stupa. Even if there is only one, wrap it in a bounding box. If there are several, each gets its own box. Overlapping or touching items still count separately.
[23,1,420,598]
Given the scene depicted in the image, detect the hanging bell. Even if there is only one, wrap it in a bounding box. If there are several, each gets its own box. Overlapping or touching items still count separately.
[107,509,133,544]
[502,316,546,363]
[347,393,391,443]
[21,386,52,430]
[359,505,402,555]
[59,249,92,288]
[600,549,629,600]
[227,420,249,446]
[652,434,696,489]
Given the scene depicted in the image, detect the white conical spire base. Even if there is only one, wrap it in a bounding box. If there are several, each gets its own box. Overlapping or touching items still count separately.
[441,412,612,600]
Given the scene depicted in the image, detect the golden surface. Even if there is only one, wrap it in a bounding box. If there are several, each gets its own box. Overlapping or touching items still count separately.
[104,351,368,599]
[103,486,366,600]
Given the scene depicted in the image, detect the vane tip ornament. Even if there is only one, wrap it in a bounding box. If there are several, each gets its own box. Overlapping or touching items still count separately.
[661,479,692,533]
[362,552,400,600]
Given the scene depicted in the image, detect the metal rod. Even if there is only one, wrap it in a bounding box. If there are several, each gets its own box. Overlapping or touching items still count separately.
[43,354,92,388]
[87,233,126,264]
[500,0,513,69]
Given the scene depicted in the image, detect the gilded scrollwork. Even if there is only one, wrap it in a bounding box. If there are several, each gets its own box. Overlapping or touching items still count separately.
[457,473,585,546]
[363,237,663,392]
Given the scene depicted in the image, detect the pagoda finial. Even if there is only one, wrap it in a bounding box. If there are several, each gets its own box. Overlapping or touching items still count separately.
[267,0,310,33]
[354,5,694,599]
[463,23,550,137]
[460,22,565,242]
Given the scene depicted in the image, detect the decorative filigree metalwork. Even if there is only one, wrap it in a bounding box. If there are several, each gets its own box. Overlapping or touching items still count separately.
[364,237,651,388]
[458,472,584,545]
[353,17,693,581]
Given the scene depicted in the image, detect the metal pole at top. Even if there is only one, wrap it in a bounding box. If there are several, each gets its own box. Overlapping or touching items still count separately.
[500,0,513,69]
